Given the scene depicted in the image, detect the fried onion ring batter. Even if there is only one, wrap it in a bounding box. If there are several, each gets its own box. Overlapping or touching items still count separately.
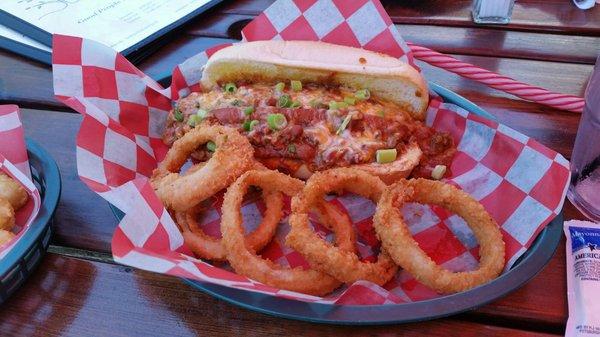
[220,170,356,296]
[176,189,283,261]
[287,168,398,286]
[0,229,15,246]
[373,178,505,294]
[151,125,254,211]
[174,161,285,261]
[0,173,28,210]
[0,198,15,231]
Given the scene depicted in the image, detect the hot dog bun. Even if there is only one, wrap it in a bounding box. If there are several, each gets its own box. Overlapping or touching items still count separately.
[201,40,428,120]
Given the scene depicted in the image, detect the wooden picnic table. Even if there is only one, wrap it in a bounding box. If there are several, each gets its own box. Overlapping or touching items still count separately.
[0,0,598,336]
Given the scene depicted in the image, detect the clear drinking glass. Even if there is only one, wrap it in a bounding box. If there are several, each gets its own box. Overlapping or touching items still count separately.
[567,55,600,221]
[472,0,516,24]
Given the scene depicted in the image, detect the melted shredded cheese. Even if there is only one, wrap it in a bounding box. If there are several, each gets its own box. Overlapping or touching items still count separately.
[171,82,411,167]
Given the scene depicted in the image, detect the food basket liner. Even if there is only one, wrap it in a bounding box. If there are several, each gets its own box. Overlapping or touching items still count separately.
[52,0,570,304]
[0,105,42,259]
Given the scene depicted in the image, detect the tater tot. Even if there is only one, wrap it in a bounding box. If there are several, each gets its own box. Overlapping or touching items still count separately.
[0,198,15,231]
[0,173,28,210]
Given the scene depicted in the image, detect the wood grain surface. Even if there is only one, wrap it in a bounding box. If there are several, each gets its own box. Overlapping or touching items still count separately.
[0,254,563,337]
[1,0,597,335]
[0,51,58,110]
[219,0,600,35]
[384,0,600,35]
[188,13,600,65]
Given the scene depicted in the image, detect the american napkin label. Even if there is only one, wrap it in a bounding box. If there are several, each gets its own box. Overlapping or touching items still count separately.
[52,0,571,304]
[565,221,600,337]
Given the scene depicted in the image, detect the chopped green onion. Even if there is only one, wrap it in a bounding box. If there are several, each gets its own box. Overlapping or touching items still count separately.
[290,101,302,108]
[277,94,292,108]
[312,100,328,109]
[344,96,356,105]
[242,120,251,131]
[274,82,285,92]
[330,100,350,110]
[377,110,385,118]
[376,149,397,164]
[267,113,287,130]
[355,89,370,100]
[291,80,302,91]
[224,83,237,93]
[288,144,296,153]
[431,165,447,180]
[249,120,259,130]
[336,101,349,109]
[197,109,208,119]
[243,119,259,131]
[336,114,352,135]
[187,114,202,127]
[206,141,216,152]
[244,106,255,116]
[173,108,183,122]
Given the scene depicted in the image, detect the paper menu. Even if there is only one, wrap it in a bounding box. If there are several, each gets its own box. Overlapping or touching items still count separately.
[0,0,213,53]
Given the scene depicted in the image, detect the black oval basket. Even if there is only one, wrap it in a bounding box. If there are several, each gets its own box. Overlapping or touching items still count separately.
[109,83,564,324]
[0,139,61,304]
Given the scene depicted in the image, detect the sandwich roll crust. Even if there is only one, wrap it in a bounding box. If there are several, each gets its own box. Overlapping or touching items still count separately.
[201,41,428,120]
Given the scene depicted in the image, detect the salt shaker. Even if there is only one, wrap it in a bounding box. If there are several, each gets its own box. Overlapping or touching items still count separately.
[472,0,516,24]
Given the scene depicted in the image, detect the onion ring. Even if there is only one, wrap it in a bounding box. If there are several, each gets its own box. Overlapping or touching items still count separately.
[0,229,14,247]
[151,125,254,211]
[373,178,505,294]
[313,200,356,246]
[287,168,398,286]
[0,173,28,210]
[220,169,356,296]
[0,198,15,231]
[174,161,284,261]
[176,190,283,261]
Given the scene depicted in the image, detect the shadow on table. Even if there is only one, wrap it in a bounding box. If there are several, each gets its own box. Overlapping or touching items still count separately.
[382,0,471,16]
[132,254,285,333]
[0,254,95,336]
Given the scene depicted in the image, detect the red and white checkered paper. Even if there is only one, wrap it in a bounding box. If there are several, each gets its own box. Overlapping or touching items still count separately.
[0,105,42,259]
[52,0,571,305]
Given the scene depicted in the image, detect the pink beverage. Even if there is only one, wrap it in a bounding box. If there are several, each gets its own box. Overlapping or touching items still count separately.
[567,55,600,221]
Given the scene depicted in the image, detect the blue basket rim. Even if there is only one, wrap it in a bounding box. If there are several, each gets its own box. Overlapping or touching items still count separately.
[0,139,61,277]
